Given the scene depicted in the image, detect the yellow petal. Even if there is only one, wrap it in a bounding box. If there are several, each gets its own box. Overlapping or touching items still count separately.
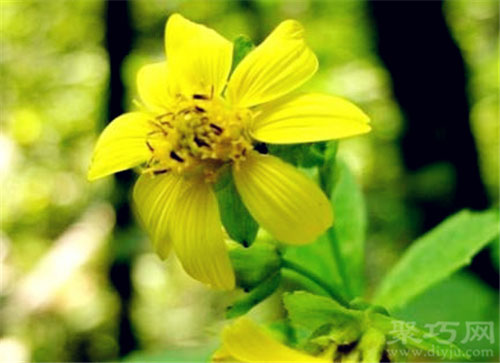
[88,112,152,181]
[136,62,174,112]
[233,153,332,244]
[165,14,233,97]
[251,93,371,144]
[133,172,185,259]
[222,318,328,363]
[227,20,318,108]
[171,178,235,290]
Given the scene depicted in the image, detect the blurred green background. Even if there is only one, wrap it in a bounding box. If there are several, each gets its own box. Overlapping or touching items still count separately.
[1,0,498,362]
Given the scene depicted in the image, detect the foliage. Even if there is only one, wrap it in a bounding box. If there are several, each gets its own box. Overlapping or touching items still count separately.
[284,291,469,361]
[227,124,499,361]
[226,272,281,319]
[374,209,500,310]
[216,173,259,247]
[229,241,281,291]
[329,160,367,298]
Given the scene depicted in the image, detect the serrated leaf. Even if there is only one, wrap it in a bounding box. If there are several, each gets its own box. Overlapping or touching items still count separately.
[216,176,259,247]
[283,292,470,361]
[226,272,281,319]
[374,209,500,310]
[283,291,360,334]
[229,241,281,290]
[330,161,367,297]
[231,35,255,73]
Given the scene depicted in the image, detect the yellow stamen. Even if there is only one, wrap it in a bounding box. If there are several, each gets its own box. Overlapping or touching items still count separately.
[144,95,253,182]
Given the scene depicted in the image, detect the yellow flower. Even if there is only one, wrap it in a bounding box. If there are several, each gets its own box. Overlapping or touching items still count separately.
[213,317,329,362]
[88,14,370,290]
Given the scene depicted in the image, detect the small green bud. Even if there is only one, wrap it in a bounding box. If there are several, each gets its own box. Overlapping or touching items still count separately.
[229,241,281,290]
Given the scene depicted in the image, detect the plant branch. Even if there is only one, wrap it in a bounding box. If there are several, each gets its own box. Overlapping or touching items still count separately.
[281,258,348,306]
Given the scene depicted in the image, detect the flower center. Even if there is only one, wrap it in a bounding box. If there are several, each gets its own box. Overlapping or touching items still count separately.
[144,95,253,182]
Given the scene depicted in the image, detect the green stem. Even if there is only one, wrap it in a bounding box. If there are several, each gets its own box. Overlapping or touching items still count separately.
[281,258,348,306]
[319,141,339,193]
[317,147,353,300]
[328,228,352,299]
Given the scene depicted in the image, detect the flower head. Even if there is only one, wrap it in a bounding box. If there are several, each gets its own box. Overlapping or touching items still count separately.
[88,14,370,289]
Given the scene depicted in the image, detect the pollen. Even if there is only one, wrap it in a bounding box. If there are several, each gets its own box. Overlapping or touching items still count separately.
[143,94,253,182]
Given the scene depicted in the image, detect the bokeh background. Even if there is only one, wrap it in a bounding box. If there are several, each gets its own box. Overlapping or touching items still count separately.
[1,0,498,362]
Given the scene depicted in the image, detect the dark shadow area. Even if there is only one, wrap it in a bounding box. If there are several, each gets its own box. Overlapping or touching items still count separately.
[104,0,139,357]
[369,0,496,289]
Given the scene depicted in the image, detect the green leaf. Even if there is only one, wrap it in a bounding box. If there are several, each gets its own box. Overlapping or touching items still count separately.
[267,142,328,168]
[395,272,499,355]
[283,291,360,334]
[318,141,338,193]
[374,209,500,310]
[226,272,281,319]
[284,292,471,361]
[231,35,255,73]
[370,314,470,361]
[330,161,367,297]
[216,176,258,247]
[229,241,281,290]
[491,241,499,271]
[312,321,362,347]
